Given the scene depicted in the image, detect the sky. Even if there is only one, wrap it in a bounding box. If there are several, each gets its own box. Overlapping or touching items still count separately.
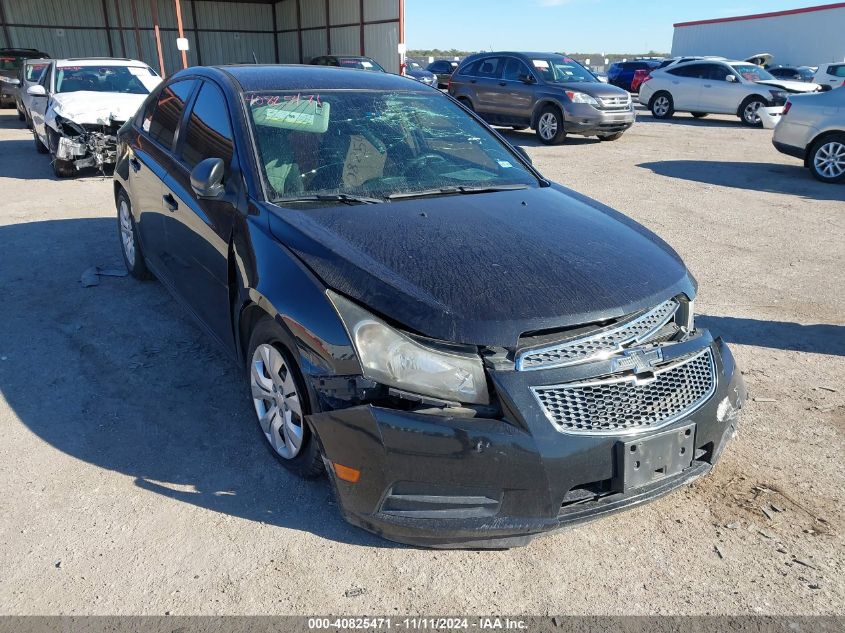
[405,0,818,54]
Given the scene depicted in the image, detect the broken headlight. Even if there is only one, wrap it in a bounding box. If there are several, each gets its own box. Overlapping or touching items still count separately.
[328,290,489,405]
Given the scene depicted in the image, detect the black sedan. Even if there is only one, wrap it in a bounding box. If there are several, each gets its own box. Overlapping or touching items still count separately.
[114,65,745,548]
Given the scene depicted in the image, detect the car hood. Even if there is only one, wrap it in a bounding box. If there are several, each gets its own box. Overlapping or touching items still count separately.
[407,69,436,81]
[50,90,157,125]
[266,186,695,347]
[755,79,820,93]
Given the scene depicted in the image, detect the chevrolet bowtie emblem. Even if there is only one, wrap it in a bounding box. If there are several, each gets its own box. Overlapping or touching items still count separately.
[611,348,664,374]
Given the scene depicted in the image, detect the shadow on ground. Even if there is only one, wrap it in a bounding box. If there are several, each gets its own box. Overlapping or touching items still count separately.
[637,160,845,201]
[0,217,394,548]
[700,315,845,357]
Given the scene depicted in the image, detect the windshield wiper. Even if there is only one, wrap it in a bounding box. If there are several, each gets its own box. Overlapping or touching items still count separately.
[386,184,529,200]
[273,193,383,205]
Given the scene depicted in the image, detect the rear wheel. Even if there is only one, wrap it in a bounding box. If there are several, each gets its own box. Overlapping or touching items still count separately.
[17,108,25,121]
[535,105,566,145]
[117,189,152,280]
[457,97,474,112]
[739,96,766,127]
[650,92,674,119]
[691,112,708,119]
[247,317,324,478]
[809,134,845,183]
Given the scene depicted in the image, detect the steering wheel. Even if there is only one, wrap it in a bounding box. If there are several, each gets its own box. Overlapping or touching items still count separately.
[410,153,449,170]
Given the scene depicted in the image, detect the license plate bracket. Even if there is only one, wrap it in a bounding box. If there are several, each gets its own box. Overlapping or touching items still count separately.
[614,423,696,492]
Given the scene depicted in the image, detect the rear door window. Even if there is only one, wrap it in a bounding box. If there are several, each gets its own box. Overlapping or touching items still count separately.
[148,79,197,150]
[668,64,707,79]
[502,58,531,82]
[180,81,234,169]
[476,57,503,79]
[830,64,845,78]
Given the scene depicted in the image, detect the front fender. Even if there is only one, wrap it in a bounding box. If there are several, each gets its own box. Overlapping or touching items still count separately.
[530,94,568,127]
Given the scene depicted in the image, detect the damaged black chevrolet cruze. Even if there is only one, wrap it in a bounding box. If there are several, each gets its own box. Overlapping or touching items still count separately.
[114,65,746,548]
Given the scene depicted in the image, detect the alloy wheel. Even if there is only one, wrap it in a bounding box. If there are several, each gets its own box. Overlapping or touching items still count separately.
[119,199,135,267]
[814,141,845,179]
[538,112,558,141]
[653,96,670,117]
[744,101,762,125]
[250,343,304,459]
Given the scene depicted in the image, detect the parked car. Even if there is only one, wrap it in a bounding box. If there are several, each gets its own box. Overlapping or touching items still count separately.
[640,59,821,126]
[449,52,635,144]
[768,66,817,83]
[403,60,437,86]
[113,64,744,548]
[310,55,385,72]
[426,59,458,88]
[29,57,161,177]
[0,47,50,108]
[814,62,845,90]
[607,60,662,92]
[15,58,51,126]
[773,88,845,183]
[630,69,649,93]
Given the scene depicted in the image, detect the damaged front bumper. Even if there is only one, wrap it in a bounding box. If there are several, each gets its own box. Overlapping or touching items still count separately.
[50,117,121,169]
[308,334,745,548]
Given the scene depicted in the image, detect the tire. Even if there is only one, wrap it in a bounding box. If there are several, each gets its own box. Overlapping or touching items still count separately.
[117,188,153,280]
[17,109,25,121]
[535,105,566,145]
[739,96,766,127]
[598,132,624,141]
[691,112,708,119]
[246,316,324,479]
[457,97,474,112]
[34,132,49,154]
[650,92,674,119]
[511,125,528,131]
[52,156,76,178]
[808,134,845,184]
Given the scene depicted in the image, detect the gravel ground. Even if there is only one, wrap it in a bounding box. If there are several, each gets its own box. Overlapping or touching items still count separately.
[0,105,843,616]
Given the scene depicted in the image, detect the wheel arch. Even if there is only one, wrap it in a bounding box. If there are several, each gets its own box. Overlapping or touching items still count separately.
[804,129,845,168]
[737,94,769,117]
[648,89,671,109]
[531,98,565,129]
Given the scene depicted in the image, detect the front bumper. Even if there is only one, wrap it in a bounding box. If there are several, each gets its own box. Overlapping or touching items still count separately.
[563,103,636,136]
[309,334,745,548]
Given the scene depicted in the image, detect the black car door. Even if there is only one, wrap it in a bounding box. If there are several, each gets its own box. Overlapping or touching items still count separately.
[130,79,198,278]
[160,79,240,351]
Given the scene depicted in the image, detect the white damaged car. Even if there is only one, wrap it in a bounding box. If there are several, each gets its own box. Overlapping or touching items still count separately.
[29,58,161,177]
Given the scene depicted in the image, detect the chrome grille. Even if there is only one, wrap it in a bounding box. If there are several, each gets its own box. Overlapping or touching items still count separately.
[597,95,631,110]
[531,349,716,435]
[516,299,680,371]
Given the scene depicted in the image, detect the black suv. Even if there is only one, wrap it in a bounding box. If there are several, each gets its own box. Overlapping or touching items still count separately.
[426,59,458,88]
[449,52,635,144]
[0,48,50,107]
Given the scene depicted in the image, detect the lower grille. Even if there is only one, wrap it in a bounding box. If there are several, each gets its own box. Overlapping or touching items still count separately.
[531,348,716,435]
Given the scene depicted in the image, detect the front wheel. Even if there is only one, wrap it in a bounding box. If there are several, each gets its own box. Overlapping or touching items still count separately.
[17,109,25,121]
[535,106,566,145]
[739,97,766,127]
[52,156,76,178]
[809,134,845,183]
[650,92,674,119]
[34,132,49,154]
[247,317,324,478]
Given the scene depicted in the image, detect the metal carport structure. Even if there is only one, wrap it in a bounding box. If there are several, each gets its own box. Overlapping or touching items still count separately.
[0,0,404,77]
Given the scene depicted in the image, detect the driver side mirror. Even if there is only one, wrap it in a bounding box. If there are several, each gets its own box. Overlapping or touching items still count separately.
[27,84,46,97]
[726,75,738,83]
[519,74,536,84]
[513,145,532,165]
[190,157,225,199]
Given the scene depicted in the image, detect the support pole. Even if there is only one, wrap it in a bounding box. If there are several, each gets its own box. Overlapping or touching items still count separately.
[174,0,188,69]
[324,0,330,55]
[359,0,364,55]
[113,0,127,57]
[150,0,166,77]
[295,0,303,64]
[129,0,143,61]
[0,0,11,48]
[271,1,279,63]
[190,0,202,65]
[101,0,114,56]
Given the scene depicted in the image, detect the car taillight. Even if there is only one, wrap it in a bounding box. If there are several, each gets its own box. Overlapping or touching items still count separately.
[642,74,653,83]
[782,101,791,116]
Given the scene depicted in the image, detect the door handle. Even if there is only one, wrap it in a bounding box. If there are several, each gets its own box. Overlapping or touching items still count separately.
[129,157,141,172]
[499,81,507,86]
[163,193,178,212]
[703,84,712,88]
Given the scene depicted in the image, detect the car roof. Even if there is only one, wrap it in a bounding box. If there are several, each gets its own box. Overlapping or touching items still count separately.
[55,57,149,67]
[188,64,428,93]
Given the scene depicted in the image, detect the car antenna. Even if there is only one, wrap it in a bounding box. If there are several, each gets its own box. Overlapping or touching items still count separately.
[252,51,258,64]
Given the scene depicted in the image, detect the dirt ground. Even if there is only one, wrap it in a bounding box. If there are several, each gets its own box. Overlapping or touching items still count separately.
[0,105,843,616]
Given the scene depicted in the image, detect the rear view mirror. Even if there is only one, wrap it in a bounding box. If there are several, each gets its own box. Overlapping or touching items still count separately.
[27,84,46,97]
[190,157,225,199]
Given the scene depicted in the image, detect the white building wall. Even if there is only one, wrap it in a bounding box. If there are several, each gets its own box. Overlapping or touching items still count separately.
[672,5,845,66]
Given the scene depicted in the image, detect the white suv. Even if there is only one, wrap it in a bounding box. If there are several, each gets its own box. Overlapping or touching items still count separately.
[773,88,845,183]
[639,59,820,126]
[814,63,845,91]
